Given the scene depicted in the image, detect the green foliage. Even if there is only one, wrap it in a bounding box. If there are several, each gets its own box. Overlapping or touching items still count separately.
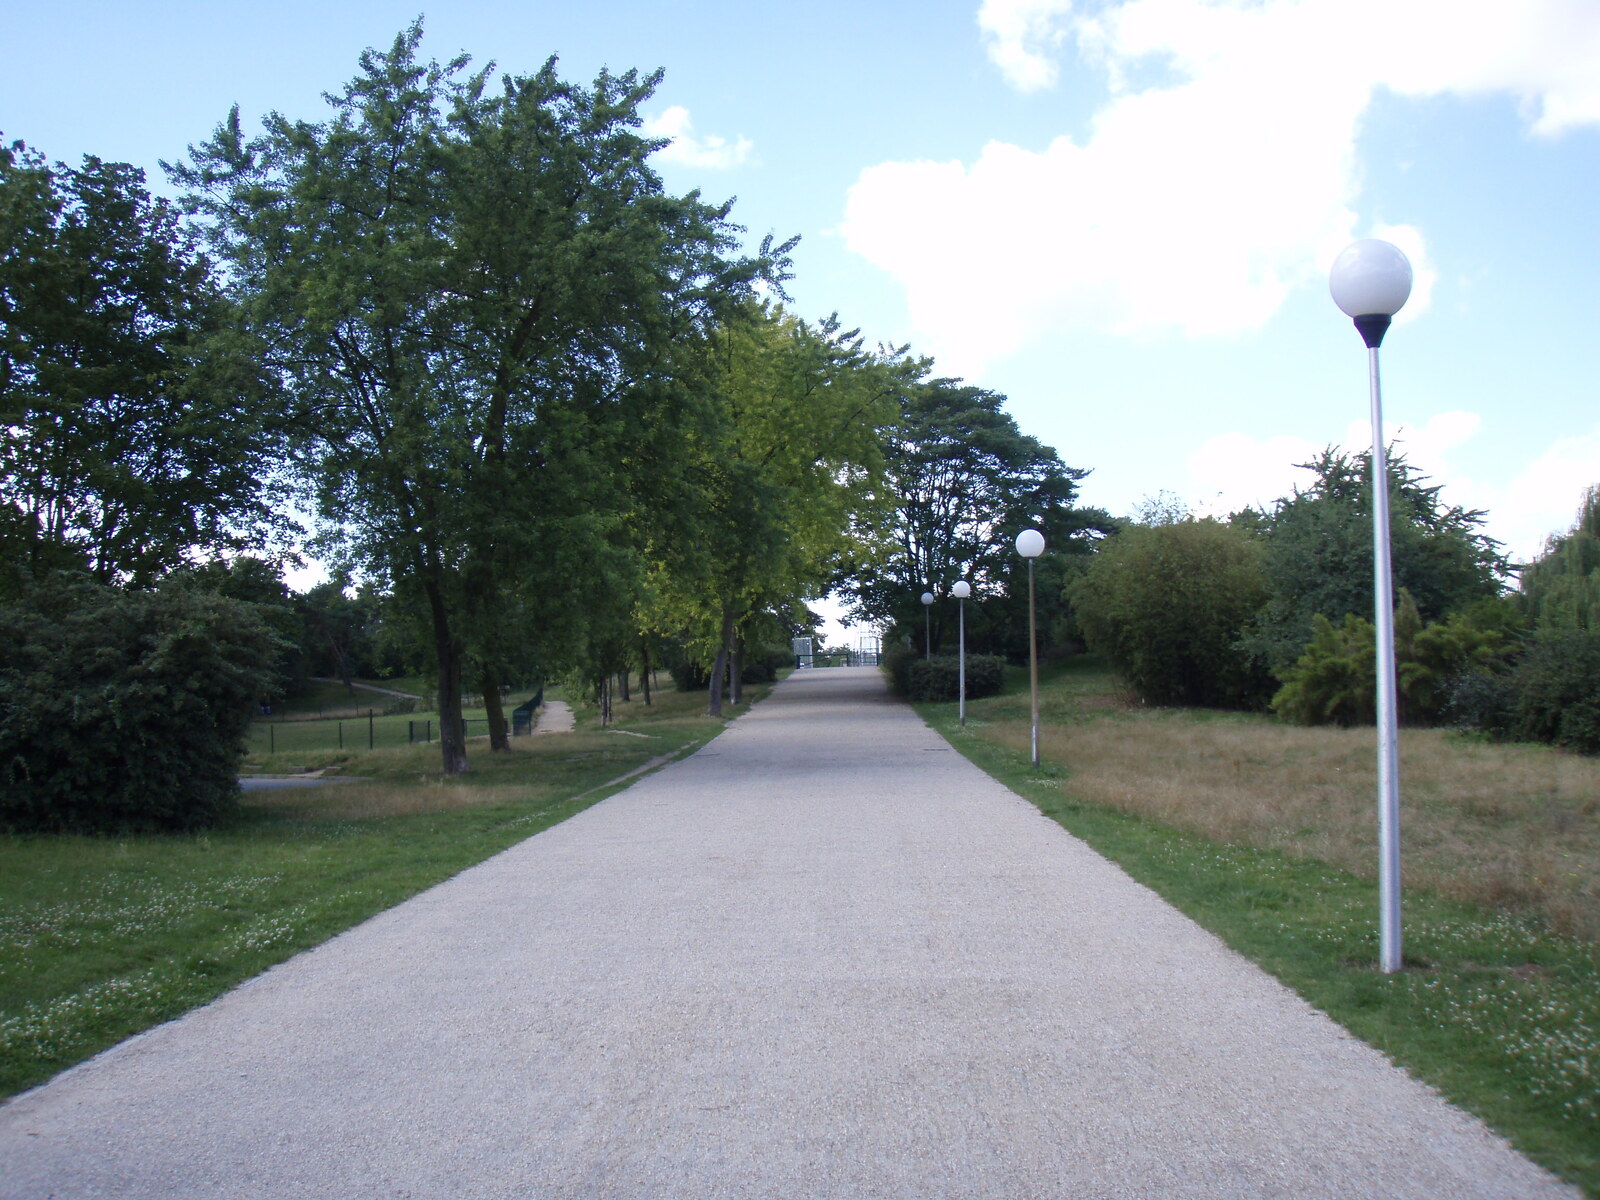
[847,375,1111,657]
[903,654,1006,703]
[0,578,282,833]
[1504,629,1600,755]
[1243,448,1508,674]
[169,22,784,767]
[1070,519,1270,707]
[1270,613,1376,726]
[1272,593,1517,727]
[641,303,900,712]
[1517,484,1600,632]
[883,642,919,698]
[739,642,793,685]
[0,140,282,589]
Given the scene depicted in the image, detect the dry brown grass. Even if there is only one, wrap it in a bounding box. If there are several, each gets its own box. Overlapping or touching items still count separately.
[985,691,1600,942]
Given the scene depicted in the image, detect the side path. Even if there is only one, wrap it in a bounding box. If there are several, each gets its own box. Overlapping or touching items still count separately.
[1,669,1576,1199]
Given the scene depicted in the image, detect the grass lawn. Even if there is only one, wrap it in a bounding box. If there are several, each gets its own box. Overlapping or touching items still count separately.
[0,679,759,1101]
[246,677,554,759]
[919,655,1600,1197]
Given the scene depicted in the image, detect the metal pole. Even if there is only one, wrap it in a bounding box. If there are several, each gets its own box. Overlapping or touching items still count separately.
[1369,345,1402,974]
[958,596,966,727]
[924,605,931,660]
[1029,557,1040,768]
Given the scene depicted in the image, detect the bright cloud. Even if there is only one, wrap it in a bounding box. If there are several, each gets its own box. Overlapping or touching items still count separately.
[1185,411,1600,567]
[642,106,753,170]
[978,0,1077,92]
[1484,425,1600,563]
[844,0,1600,369]
[1189,431,1322,515]
[1190,410,1484,518]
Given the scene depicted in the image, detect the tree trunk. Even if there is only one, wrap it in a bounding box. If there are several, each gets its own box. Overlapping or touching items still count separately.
[599,676,613,727]
[730,632,745,707]
[641,642,652,707]
[425,578,470,775]
[329,636,354,693]
[479,661,510,751]
[707,606,736,717]
[618,668,630,703]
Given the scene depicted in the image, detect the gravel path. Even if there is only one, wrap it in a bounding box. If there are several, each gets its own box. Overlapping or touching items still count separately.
[0,668,1577,1199]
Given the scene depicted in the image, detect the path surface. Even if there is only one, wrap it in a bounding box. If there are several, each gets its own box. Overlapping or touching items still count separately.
[0,669,1577,1199]
[533,697,575,734]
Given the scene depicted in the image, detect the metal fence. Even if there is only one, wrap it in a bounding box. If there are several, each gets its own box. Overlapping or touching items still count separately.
[248,711,527,756]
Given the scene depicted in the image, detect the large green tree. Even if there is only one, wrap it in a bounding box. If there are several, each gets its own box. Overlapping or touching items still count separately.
[645,304,901,714]
[0,140,280,591]
[846,377,1108,656]
[1241,447,1508,675]
[1517,484,1599,631]
[171,23,784,771]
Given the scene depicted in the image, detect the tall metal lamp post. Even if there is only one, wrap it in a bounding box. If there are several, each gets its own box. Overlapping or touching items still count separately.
[1329,237,1413,975]
[1015,529,1045,766]
[921,591,935,660]
[952,580,971,726]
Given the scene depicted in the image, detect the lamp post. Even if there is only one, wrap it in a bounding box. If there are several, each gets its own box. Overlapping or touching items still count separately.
[952,580,971,726]
[1330,237,1413,975]
[920,591,934,660]
[1015,529,1045,766]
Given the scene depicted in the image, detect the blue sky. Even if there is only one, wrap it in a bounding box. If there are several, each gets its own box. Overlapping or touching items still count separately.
[5,0,1598,617]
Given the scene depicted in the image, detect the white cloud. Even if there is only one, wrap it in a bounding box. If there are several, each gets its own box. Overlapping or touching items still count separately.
[1481,426,1600,563]
[1189,431,1322,515]
[978,0,1077,92]
[1186,413,1600,567]
[642,106,753,170]
[842,0,1600,368]
[1187,411,1481,515]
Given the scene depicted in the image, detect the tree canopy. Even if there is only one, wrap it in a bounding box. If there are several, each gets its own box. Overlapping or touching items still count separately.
[845,376,1108,655]
[0,140,281,591]
[168,22,789,770]
[1240,447,1508,675]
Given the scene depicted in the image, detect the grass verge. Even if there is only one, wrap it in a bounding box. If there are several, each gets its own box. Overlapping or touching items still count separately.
[917,657,1599,1197]
[0,681,760,1101]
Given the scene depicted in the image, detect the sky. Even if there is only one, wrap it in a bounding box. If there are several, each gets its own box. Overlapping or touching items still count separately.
[4,0,1598,641]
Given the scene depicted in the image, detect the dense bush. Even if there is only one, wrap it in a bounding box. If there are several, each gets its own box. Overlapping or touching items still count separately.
[0,578,282,832]
[1504,629,1600,754]
[739,642,793,684]
[1070,519,1271,708]
[904,654,1006,703]
[1272,593,1515,727]
[883,642,918,696]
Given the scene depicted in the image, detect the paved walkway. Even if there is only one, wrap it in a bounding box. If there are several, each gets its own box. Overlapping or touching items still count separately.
[533,698,576,734]
[0,669,1577,1199]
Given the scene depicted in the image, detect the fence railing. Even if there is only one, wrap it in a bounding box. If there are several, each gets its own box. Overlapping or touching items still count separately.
[247,711,528,756]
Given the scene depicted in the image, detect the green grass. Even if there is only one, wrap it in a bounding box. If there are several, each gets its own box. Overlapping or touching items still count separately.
[0,680,759,1101]
[917,658,1600,1197]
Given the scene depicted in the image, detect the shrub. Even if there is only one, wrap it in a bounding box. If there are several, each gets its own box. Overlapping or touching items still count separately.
[1070,519,1270,708]
[739,641,792,685]
[904,654,1005,703]
[0,577,282,833]
[1271,614,1375,726]
[1504,629,1600,754]
[1272,593,1517,727]
[883,642,918,697]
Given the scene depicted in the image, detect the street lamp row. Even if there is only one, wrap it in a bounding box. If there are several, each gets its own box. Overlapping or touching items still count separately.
[917,527,1046,744]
